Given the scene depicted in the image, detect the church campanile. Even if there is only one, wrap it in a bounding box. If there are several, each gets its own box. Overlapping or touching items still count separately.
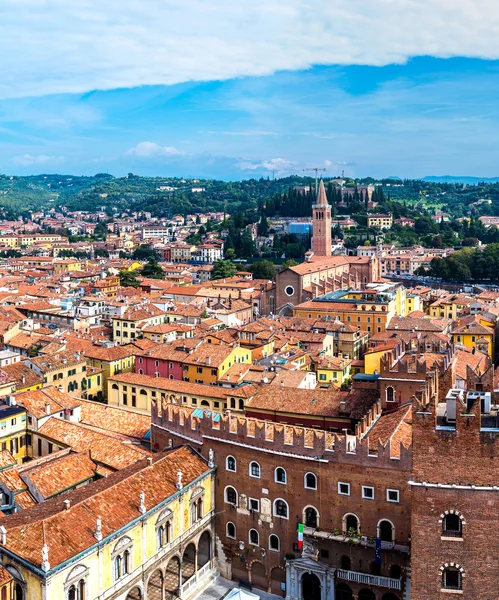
[311,180,332,256]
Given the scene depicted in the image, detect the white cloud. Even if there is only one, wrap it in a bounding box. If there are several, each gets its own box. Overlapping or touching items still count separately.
[126,142,185,158]
[236,157,295,172]
[1,1,499,99]
[12,154,64,166]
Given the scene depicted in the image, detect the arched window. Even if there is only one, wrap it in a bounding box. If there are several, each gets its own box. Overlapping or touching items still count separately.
[226,456,236,472]
[68,586,76,600]
[140,389,147,395]
[340,555,351,570]
[386,386,395,403]
[442,567,462,591]
[157,525,165,549]
[378,520,394,542]
[442,513,462,537]
[249,529,259,546]
[226,522,236,539]
[77,580,85,600]
[225,486,237,505]
[123,550,130,574]
[304,506,318,528]
[249,461,261,478]
[304,472,317,490]
[275,467,286,484]
[269,534,280,551]
[274,499,288,519]
[344,514,359,535]
[114,556,122,580]
[230,398,236,409]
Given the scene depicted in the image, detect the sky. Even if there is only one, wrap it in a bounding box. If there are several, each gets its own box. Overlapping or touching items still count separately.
[2,0,499,180]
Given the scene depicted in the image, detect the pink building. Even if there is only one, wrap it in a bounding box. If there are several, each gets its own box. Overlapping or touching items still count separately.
[135,342,197,380]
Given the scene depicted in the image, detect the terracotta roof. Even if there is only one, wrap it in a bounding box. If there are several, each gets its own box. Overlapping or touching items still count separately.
[20,452,98,500]
[0,447,208,569]
[83,344,137,362]
[0,362,43,389]
[78,399,150,440]
[108,372,230,399]
[247,387,377,419]
[14,387,81,419]
[37,418,149,471]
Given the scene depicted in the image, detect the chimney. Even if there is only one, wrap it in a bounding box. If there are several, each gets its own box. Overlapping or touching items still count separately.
[45,402,51,415]
[0,526,6,545]
[147,457,153,467]
[64,499,71,511]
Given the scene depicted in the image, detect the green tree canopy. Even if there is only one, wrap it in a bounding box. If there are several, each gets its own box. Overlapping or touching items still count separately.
[141,258,164,279]
[212,260,238,280]
[249,260,277,280]
[119,269,140,288]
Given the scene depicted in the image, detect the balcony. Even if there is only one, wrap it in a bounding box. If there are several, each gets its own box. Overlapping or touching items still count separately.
[303,527,410,553]
[336,569,402,590]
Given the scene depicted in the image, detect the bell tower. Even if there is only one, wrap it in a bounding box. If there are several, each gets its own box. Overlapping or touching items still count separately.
[312,180,332,257]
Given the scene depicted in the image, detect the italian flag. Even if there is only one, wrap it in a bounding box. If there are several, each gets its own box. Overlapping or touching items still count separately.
[297,523,304,550]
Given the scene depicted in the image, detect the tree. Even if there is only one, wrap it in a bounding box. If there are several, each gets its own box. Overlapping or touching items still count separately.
[281,259,299,270]
[249,260,277,280]
[119,269,140,288]
[258,213,269,236]
[132,244,158,261]
[141,258,164,279]
[212,260,238,280]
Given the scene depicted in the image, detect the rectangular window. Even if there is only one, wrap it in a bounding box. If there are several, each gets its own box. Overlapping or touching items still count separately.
[338,482,350,496]
[387,489,400,503]
[123,394,128,405]
[249,498,260,512]
[197,367,203,374]
[132,396,136,407]
[362,486,374,499]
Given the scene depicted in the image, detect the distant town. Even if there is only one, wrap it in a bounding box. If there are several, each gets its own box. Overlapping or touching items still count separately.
[0,175,496,600]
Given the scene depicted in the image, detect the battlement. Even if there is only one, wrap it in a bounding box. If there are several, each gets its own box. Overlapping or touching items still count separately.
[152,401,412,469]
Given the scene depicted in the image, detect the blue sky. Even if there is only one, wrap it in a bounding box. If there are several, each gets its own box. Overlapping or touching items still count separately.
[2,0,499,179]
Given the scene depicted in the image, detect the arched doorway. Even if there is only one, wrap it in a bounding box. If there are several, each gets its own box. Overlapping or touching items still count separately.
[335,583,353,600]
[270,567,286,596]
[198,531,211,568]
[14,584,23,600]
[250,562,267,591]
[181,543,196,582]
[147,570,164,600]
[164,556,180,600]
[379,520,394,542]
[125,588,142,600]
[305,507,318,528]
[359,590,376,600]
[302,573,321,600]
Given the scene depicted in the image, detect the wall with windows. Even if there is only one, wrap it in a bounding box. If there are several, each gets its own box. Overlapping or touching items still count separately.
[3,466,215,600]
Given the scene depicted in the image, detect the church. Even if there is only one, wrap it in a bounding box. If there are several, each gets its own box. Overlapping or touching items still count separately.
[274,181,379,314]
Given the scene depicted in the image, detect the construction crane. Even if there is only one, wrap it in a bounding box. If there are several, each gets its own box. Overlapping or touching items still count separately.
[303,167,326,195]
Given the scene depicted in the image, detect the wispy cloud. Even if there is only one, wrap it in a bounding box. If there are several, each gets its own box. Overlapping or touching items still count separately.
[126,142,186,158]
[2,1,499,99]
[12,154,64,166]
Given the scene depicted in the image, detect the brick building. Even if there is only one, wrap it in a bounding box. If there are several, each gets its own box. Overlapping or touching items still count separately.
[152,403,412,600]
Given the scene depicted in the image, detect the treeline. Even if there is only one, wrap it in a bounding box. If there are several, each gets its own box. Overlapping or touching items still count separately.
[424,244,499,282]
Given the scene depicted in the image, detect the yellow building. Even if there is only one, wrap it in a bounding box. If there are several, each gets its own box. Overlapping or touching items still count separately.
[107,372,256,414]
[26,351,88,394]
[312,354,352,387]
[367,213,393,229]
[294,286,400,335]
[405,293,422,315]
[0,446,216,600]
[0,401,27,463]
[112,305,165,345]
[429,293,475,320]
[53,259,82,274]
[182,343,251,384]
[84,345,136,398]
[364,343,398,375]
[82,367,104,401]
[451,318,494,359]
